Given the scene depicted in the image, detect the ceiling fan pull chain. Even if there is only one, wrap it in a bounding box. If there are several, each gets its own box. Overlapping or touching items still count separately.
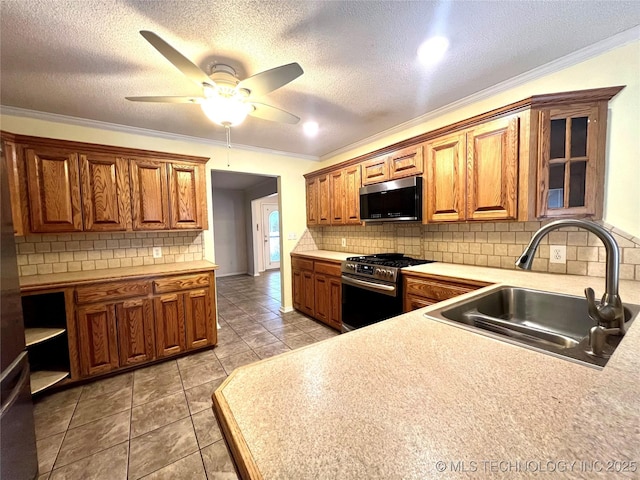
[225,125,231,167]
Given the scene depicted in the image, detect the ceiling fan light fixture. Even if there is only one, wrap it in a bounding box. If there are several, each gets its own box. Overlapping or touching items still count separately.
[201,95,252,127]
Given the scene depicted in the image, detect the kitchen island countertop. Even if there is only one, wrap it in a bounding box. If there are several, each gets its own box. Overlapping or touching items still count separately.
[214,256,640,479]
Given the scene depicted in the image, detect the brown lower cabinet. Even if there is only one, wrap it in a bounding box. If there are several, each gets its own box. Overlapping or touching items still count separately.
[116,299,155,367]
[403,272,491,312]
[76,303,120,377]
[74,269,217,379]
[291,255,342,331]
[154,293,187,358]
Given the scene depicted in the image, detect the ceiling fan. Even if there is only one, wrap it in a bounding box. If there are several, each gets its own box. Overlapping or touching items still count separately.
[126,31,303,128]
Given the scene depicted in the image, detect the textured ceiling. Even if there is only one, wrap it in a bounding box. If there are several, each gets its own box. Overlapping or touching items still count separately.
[1,1,638,158]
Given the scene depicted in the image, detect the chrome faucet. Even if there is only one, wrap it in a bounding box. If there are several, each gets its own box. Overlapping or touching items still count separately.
[515,219,625,357]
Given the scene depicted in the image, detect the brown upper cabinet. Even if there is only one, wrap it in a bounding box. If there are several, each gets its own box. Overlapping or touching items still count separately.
[25,146,83,233]
[425,115,518,222]
[304,174,330,227]
[303,86,623,226]
[306,165,361,226]
[130,158,170,230]
[80,153,131,231]
[305,176,319,226]
[362,145,423,186]
[1,134,209,235]
[343,164,362,224]
[535,104,604,218]
[168,162,205,229]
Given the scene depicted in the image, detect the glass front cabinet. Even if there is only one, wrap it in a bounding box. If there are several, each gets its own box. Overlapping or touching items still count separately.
[534,89,620,219]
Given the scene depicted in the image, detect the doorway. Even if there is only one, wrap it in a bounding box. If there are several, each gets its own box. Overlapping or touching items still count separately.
[261,203,280,270]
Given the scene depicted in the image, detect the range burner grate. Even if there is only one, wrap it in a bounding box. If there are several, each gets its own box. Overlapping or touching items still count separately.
[345,254,434,268]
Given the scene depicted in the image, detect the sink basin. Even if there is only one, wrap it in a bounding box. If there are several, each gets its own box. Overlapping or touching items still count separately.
[425,286,639,368]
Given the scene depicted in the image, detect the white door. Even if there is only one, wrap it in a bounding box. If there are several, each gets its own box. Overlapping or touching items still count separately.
[261,204,280,270]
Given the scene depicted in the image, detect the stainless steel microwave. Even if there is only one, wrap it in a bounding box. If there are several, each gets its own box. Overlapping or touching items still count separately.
[359,176,422,222]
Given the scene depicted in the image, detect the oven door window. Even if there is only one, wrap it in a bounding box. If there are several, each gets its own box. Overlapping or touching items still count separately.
[342,281,402,330]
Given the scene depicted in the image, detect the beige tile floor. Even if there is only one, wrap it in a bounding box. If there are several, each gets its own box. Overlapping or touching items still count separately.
[34,270,340,479]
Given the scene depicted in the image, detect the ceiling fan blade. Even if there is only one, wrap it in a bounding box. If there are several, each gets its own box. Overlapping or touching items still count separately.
[126,96,204,104]
[248,103,300,124]
[238,63,303,98]
[139,31,213,87]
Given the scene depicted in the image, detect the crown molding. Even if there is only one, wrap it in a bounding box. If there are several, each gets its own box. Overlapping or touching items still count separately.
[0,105,320,162]
[320,25,640,161]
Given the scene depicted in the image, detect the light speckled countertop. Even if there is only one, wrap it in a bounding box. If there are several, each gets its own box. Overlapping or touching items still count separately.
[291,249,359,262]
[214,254,640,479]
[20,260,218,291]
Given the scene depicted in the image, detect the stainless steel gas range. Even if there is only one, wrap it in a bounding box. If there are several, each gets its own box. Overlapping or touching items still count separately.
[341,253,434,332]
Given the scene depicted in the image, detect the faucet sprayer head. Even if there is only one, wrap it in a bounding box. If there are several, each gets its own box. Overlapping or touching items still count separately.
[515,247,535,270]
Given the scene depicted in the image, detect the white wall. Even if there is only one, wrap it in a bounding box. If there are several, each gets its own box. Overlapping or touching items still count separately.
[318,40,640,238]
[0,114,317,309]
[212,188,247,276]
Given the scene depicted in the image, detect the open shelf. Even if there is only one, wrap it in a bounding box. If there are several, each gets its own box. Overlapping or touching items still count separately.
[30,370,69,395]
[22,291,71,395]
[25,327,66,347]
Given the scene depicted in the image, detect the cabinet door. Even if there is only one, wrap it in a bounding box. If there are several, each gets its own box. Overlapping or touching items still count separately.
[77,303,119,377]
[328,276,342,328]
[537,105,601,218]
[116,299,155,367]
[317,174,330,225]
[25,147,83,233]
[168,162,203,229]
[80,154,131,231]
[130,159,170,230]
[343,165,361,224]
[389,145,423,179]
[305,177,318,226]
[154,294,186,357]
[361,156,389,185]
[301,270,315,316]
[314,274,329,323]
[2,138,25,235]
[424,133,466,222]
[329,170,345,225]
[184,289,214,350]
[466,116,519,221]
[292,268,302,310]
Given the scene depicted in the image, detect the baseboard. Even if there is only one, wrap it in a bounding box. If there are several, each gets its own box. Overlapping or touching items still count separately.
[279,306,294,314]
[216,271,248,278]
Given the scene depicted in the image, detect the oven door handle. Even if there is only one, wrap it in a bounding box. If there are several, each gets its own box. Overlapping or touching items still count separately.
[341,275,397,297]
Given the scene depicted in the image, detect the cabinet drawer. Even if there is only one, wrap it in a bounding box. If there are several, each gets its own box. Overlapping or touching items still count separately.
[153,273,210,294]
[404,294,436,312]
[76,280,150,304]
[404,277,477,302]
[292,257,313,271]
[314,261,341,277]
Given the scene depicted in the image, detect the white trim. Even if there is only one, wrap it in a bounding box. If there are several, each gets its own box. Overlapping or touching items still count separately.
[0,105,320,162]
[216,271,248,278]
[320,25,640,161]
[279,306,294,314]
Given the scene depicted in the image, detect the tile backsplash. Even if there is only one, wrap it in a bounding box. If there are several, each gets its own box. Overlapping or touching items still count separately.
[298,220,640,281]
[16,231,204,277]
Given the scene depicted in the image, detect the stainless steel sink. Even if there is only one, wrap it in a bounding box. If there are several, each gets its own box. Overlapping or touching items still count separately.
[425,286,639,368]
